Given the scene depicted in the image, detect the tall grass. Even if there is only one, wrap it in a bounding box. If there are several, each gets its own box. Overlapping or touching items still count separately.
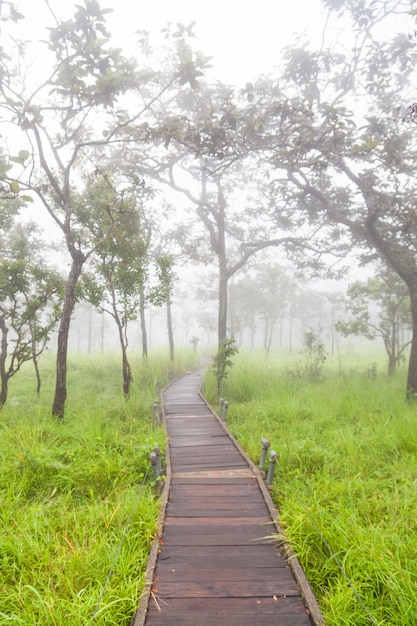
[204,349,417,626]
[0,348,197,625]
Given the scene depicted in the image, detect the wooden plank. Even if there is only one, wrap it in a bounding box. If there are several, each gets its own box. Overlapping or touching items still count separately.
[163,515,273,526]
[162,532,271,547]
[169,445,237,456]
[169,495,264,503]
[145,595,309,615]
[150,580,301,598]
[143,593,314,625]
[170,452,244,461]
[154,566,294,583]
[171,476,258,485]
[144,596,313,626]
[156,545,286,568]
[169,438,232,447]
[168,426,225,433]
[145,614,312,626]
[169,461,247,469]
[167,500,267,512]
[169,484,261,496]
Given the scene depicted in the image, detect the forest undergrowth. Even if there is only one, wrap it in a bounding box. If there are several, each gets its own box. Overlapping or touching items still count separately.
[203,349,417,626]
[0,350,196,625]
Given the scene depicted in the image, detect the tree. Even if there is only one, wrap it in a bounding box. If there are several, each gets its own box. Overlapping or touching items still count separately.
[0,222,63,407]
[0,2,203,416]
[248,1,417,396]
[255,264,293,356]
[150,254,178,363]
[336,265,411,376]
[231,264,293,354]
[145,80,327,347]
[81,169,149,397]
[212,337,238,396]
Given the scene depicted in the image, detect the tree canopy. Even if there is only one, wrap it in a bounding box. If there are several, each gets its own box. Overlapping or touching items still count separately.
[1,0,417,405]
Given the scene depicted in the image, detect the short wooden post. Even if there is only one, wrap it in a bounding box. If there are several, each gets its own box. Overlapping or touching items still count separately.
[222,400,229,421]
[153,445,161,475]
[259,438,270,470]
[266,450,278,485]
[150,446,161,480]
[153,400,160,424]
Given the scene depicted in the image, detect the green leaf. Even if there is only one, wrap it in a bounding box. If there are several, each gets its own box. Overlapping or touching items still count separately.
[18,150,30,163]
[10,150,30,165]
[9,181,20,194]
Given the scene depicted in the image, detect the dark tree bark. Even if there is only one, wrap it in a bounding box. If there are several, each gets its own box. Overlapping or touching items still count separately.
[52,252,85,418]
[408,289,417,397]
[139,284,148,359]
[0,318,8,408]
[167,297,175,363]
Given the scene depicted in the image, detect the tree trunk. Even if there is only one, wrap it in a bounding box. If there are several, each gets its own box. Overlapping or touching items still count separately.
[407,288,417,398]
[111,300,132,397]
[388,353,396,377]
[32,343,41,395]
[52,253,85,418]
[167,298,174,363]
[218,272,228,345]
[87,306,93,355]
[387,318,396,377]
[122,345,132,397]
[0,318,8,409]
[139,285,148,359]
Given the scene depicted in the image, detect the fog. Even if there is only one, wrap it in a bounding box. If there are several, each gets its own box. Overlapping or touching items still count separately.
[1,0,414,377]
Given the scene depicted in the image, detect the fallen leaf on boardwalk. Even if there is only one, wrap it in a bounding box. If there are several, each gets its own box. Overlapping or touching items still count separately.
[171,569,176,572]
[273,595,278,602]
[151,589,158,594]
[256,600,262,605]
[150,591,162,612]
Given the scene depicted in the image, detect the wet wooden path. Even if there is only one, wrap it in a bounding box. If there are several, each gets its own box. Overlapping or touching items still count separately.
[133,371,325,626]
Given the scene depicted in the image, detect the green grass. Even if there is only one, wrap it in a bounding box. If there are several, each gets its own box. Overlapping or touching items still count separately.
[0,349,198,625]
[203,349,417,626]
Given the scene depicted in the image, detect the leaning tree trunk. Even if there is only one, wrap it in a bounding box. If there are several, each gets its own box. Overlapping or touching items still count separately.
[407,288,417,399]
[112,303,132,397]
[0,318,8,408]
[121,345,132,397]
[52,253,85,418]
[167,297,174,363]
[139,284,148,359]
[218,272,228,346]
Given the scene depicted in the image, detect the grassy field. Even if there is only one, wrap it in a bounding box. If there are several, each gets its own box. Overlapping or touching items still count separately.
[0,349,196,626]
[203,349,417,626]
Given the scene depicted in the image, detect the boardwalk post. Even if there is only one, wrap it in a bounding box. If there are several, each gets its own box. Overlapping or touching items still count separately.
[153,400,160,425]
[150,449,160,480]
[219,397,224,416]
[259,438,270,470]
[153,445,161,476]
[266,449,278,485]
[222,400,229,421]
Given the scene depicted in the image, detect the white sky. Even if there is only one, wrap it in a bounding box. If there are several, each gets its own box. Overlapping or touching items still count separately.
[13,0,328,84]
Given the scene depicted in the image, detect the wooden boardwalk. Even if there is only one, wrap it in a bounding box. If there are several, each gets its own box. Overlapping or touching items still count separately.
[133,371,325,626]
